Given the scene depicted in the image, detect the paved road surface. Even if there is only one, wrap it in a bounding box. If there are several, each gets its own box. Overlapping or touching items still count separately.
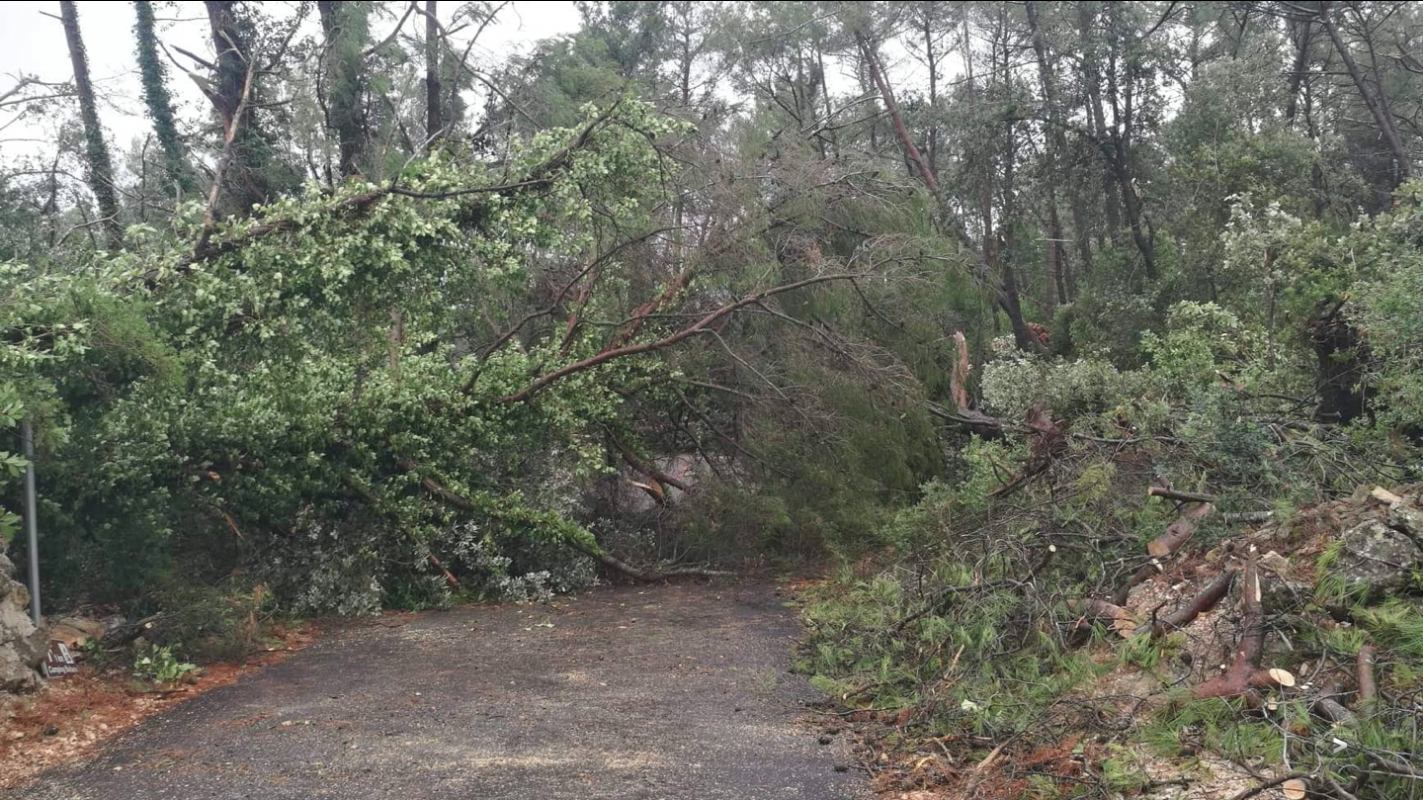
[16,582,866,800]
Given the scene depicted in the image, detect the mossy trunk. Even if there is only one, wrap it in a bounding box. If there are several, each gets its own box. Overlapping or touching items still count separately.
[60,0,123,249]
[133,0,196,196]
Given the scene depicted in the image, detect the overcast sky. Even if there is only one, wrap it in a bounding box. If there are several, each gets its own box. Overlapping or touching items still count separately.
[0,1,581,162]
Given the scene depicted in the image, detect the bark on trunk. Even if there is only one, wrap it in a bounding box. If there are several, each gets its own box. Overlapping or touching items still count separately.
[1077,4,1121,240]
[1284,18,1314,124]
[133,0,195,195]
[317,1,368,177]
[1310,300,1368,424]
[1026,1,1071,307]
[1147,501,1214,558]
[424,0,442,147]
[1319,2,1411,187]
[854,30,1035,351]
[60,0,123,248]
[204,0,271,213]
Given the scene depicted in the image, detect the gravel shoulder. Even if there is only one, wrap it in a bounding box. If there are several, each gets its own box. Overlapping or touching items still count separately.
[14,581,866,800]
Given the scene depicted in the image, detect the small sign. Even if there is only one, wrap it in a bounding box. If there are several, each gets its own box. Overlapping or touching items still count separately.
[42,641,78,678]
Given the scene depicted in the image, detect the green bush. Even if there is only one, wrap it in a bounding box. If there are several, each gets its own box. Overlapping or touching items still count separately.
[132,644,197,685]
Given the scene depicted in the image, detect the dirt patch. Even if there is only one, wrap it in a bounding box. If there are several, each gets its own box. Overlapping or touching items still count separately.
[0,622,314,790]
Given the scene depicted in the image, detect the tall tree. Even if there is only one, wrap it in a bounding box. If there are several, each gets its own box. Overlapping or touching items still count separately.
[855,25,1035,351]
[203,0,289,213]
[1317,1,1411,188]
[59,0,122,248]
[1025,1,1072,306]
[317,0,371,177]
[424,0,441,147]
[133,0,195,196]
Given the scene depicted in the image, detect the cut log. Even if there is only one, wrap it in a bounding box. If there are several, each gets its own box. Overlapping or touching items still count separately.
[1113,559,1164,607]
[1072,599,1135,639]
[1313,695,1357,725]
[1356,644,1377,713]
[1247,667,1296,689]
[99,614,165,649]
[1222,511,1273,525]
[1148,502,1215,558]
[1137,569,1236,638]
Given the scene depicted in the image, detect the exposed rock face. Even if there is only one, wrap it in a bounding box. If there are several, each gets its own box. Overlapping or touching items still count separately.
[1332,519,1420,594]
[0,553,46,693]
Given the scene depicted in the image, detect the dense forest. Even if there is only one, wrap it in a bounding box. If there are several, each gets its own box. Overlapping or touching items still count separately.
[2,1,1422,796]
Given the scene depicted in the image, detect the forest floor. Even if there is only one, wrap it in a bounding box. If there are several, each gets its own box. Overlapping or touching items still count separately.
[7,581,867,800]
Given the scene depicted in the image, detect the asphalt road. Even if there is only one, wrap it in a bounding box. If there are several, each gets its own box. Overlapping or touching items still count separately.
[15,582,867,800]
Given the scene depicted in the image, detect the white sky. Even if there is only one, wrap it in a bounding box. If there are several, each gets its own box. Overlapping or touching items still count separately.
[0,1,581,162]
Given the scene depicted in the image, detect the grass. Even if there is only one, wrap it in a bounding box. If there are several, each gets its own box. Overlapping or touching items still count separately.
[1141,697,1286,766]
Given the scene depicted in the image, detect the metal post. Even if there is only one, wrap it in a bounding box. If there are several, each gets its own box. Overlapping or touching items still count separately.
[21,419,39,624]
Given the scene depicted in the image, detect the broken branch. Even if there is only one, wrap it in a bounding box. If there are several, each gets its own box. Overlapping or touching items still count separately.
[1138,569,1237,638]
[1147,486,1217,504]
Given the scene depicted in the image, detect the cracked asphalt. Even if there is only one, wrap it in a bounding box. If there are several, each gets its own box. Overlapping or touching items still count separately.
[14,581,867,800]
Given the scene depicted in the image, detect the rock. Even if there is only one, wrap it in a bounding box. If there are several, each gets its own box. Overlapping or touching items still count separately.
[1330,519,1420,595]
[0,553,47,693]
[1387,504,1423,542]
[1260,550,1291,574]
[1263,576,1313,612]
[49,616,106,650]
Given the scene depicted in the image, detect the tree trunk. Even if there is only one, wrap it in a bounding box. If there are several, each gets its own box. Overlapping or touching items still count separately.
[204,0,271,213]
[1103,2,1155,278]
[60,0,123,249]
[424,0,442,148]
[921,3,940,178]
[133,0,195,196]
[1026,1,1071,306]
[1283,17,1313,124]
[317,0,369,178]
[855,29,1035,351]
[1310,300,1368,424]
[1076,3,1121,241]
[854,32,939,197]
[1193,553,1267,699]
[1318,2,1411,188]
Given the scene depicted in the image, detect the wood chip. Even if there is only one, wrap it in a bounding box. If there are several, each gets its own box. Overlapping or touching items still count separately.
[1370,486,1403,506]
[1267,668,1295,688]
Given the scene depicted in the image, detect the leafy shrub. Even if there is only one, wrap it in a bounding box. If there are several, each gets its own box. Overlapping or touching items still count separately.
[1141,301,1253,394]
[1353,183,1423,428]
[980,349,1146,422]
[132,644,197,685]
